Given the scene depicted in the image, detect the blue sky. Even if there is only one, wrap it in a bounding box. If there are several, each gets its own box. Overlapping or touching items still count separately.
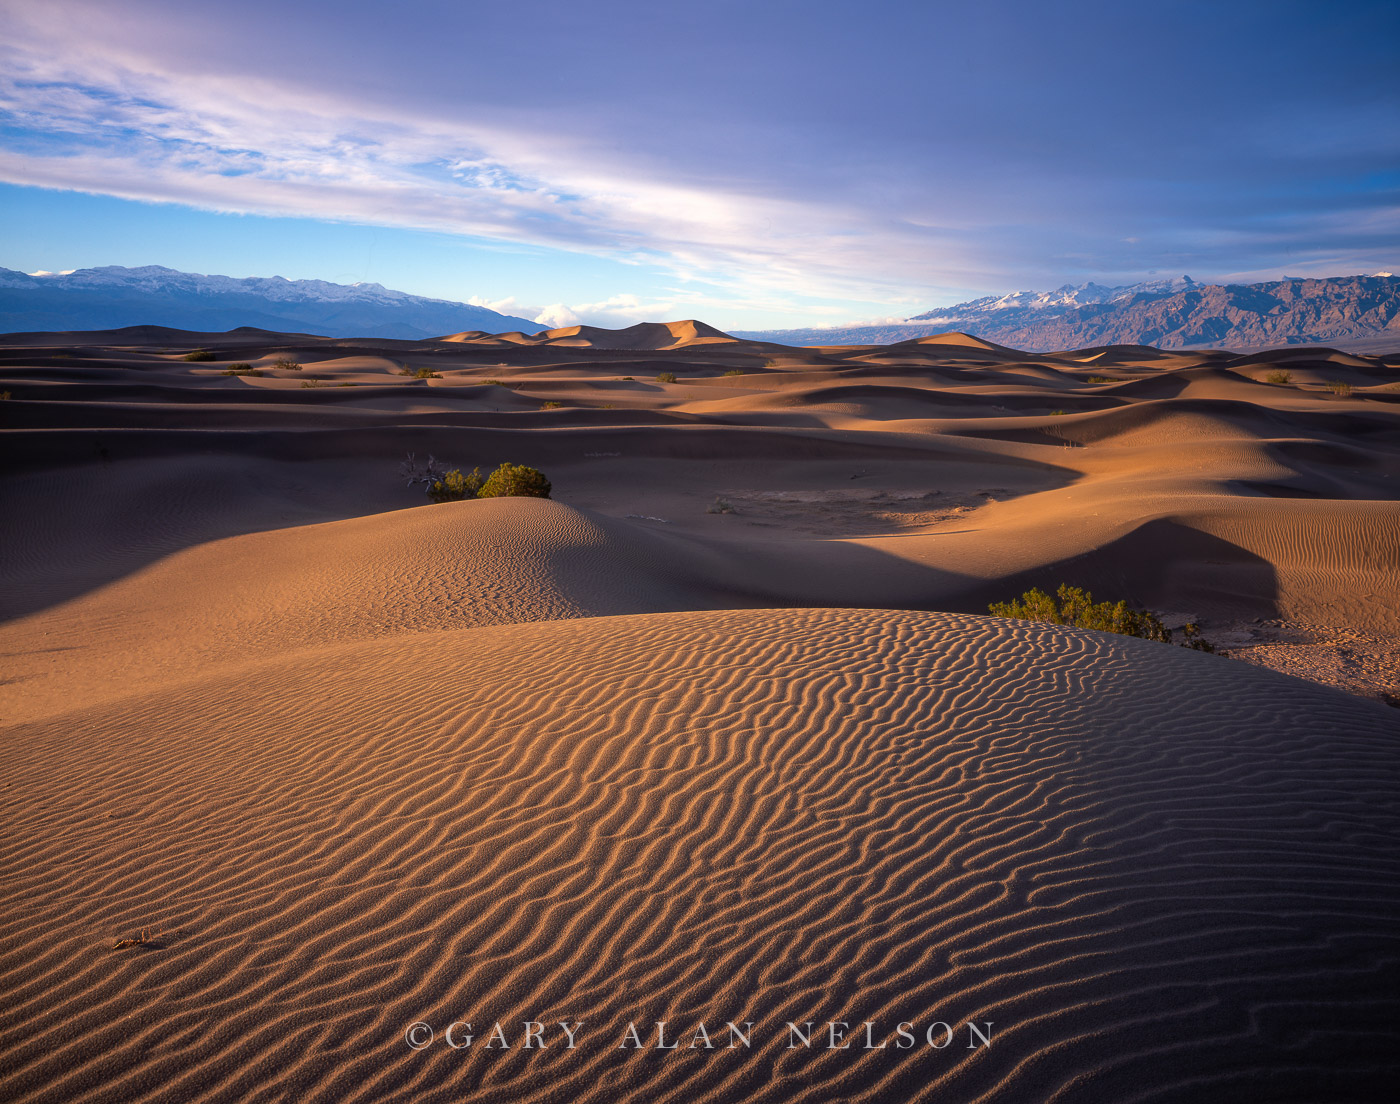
[1,0,1396,329]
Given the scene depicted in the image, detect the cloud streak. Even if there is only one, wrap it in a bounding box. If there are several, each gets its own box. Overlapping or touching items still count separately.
[1,0,1397,320]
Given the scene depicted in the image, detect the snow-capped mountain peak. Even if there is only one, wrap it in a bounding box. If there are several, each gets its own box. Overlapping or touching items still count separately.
[0,264,542,338]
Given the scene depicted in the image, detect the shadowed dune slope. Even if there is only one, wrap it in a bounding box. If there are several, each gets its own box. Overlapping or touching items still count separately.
[0,498,760,722]
[0,608,1396,1104]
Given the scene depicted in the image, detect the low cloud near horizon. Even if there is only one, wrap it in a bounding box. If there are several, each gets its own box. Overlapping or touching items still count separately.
[1,0,1396,324]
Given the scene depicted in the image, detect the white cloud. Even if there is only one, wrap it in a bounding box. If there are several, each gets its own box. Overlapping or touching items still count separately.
[530,304,580,328]
[3,1,1391,311]
[0,3,994,308]
[467,294,530,316]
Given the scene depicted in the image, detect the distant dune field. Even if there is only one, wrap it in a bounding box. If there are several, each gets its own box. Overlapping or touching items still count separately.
[2,322,1398,1103]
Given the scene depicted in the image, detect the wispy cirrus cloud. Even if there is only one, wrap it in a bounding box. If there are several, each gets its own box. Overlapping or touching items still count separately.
[0,3,976,312]
[1,0,1397,324]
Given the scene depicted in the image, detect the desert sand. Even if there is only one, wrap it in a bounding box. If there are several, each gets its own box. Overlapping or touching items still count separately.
[1,321,1398,1102]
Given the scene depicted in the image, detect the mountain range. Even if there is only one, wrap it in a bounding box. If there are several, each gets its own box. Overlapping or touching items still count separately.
[4,265,1398,351]
[0,265,539,339]
[735,273,1400,352]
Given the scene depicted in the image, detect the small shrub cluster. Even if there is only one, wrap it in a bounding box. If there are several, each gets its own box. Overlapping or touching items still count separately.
[707,497,736,514]
[990,584,1221,653]
[722,369,745,377]
[655,372,677,384]
[479,462,551,499]
[1049,408,1069,416]
[400,366,441,379]
[481,378,506,386]
[1264,369,1292,384]
[182,349,216,362]
[1085,375,1116,384]
[222,363,261,376]
[300,379,323,388]
[272,358,302,371]
[1326,380,1353,397]
[428,467,484,503]
[541,400,562,409]
[411,457,552,502]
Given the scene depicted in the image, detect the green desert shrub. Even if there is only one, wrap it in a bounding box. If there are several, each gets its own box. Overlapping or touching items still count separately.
[1264,369,1292,384]
[478,461,551,499]
[707,496,736,514]
[300,378,323,388]
[182,349,216,362]
[428,467,483,503]
[1085,375,1116,384]
[419,460,552,502]
[272,358,302,371]
[541,400,562,409]
[1326,380,1353,397]
[990,583,1220,653]
[723,368,745,377]
[655,372,677,384]
[221,363,261,376]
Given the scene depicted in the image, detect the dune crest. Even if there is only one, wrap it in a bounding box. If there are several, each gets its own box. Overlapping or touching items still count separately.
[2,326,1399,1102]
[1,608,1396,1103]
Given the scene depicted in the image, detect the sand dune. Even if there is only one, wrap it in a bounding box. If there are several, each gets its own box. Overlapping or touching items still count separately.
[1,609,1397,1104]
[2,325,1399,1102]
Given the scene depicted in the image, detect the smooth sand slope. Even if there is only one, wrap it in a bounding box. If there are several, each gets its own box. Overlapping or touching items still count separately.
[2,324,1399,1103]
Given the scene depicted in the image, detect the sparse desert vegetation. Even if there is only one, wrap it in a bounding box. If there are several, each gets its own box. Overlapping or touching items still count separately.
[428,466,483,503]
[990,584,1221,652]
[479,461,551,499]
[1265,369,1293,383]
[4,323,1399,1104]
[222,363,261,376]
[655,372,677,383]
[272,358,302,371]
[399,452,448,487]
[1327,380,1353,396]
[181,349,216,362]
[414,458,551,502]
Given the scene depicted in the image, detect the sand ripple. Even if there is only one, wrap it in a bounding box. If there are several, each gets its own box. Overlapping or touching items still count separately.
[1,608,1396,1103]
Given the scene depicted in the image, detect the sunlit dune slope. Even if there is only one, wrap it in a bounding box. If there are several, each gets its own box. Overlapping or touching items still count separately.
[0,608,1396,1104]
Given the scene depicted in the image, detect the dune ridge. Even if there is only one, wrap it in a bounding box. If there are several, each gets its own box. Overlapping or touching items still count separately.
[3,327,1399,1102]
[2,608,1398,1103]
